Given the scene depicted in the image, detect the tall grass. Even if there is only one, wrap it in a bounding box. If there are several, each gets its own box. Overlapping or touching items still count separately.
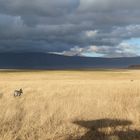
[0,70,140,140]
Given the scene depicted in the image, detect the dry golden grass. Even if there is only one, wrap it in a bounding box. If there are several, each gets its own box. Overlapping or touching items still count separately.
[0,69,140,140]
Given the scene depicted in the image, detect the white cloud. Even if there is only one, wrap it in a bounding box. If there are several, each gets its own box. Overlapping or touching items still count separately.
[85,30,98,38]
[58,41,139,58]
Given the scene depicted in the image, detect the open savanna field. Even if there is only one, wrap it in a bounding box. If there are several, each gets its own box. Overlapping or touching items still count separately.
[1,69,140,140]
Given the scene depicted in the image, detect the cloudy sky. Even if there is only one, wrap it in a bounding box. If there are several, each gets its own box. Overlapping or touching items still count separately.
[0,0,140,57]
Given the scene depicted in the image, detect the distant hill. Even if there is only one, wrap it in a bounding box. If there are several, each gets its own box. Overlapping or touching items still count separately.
[0,52,140,69]
[128,65,140,69]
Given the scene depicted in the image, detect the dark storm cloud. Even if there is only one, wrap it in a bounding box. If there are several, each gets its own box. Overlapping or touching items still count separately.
[0,0,140,57]
[0,0,79,16]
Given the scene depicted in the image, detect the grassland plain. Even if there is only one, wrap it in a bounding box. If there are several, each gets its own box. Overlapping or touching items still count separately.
[0,69,140,140]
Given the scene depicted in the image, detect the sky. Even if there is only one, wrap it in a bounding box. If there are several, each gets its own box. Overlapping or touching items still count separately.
[0,0,140,57]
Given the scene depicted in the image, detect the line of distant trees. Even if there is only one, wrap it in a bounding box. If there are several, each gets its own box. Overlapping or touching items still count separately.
[128,65,140,69]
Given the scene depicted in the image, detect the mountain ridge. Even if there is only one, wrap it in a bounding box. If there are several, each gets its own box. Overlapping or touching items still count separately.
[0,52,140,69]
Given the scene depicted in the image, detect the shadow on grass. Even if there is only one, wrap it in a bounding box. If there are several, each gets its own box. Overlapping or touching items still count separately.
[68,119,140,140]
[0,93,3,99]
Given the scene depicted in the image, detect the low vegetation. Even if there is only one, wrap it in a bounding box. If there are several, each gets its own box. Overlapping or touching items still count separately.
[0,69,140,140]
